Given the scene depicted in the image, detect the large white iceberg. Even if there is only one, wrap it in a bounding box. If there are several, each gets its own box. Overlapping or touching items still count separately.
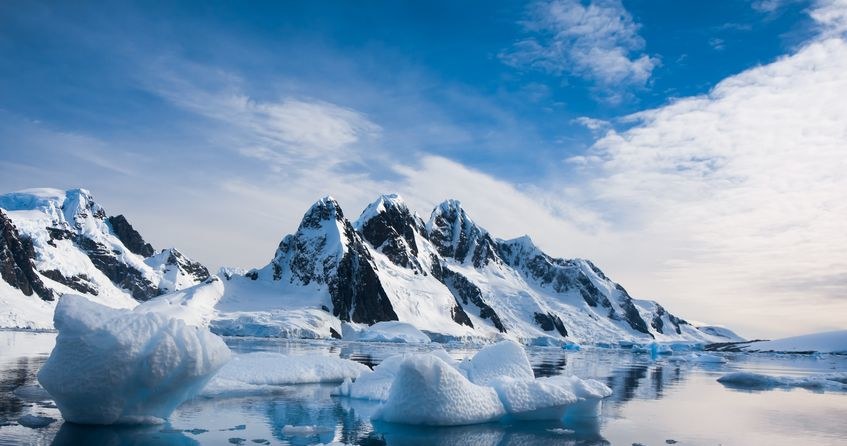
[334,349,456,401]
[458,340,535,385]
[342,340,612,426]
[37,294,231,425]
[373,354,507,426]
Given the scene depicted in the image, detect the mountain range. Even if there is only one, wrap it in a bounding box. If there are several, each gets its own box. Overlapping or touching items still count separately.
[0,188,741,344]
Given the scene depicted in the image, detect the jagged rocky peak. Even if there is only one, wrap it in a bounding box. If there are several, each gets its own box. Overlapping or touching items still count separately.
[298,195,345,230]
[355,194,426,272]
[267,195,397,324]
[0,209,54,301]
[426,199,501,267]
[145,247,211,293]
[107,214,155,257]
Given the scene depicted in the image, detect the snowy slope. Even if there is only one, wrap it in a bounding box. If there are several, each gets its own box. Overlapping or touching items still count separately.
[740,330,846,353]
[0,188,210,329]
[218,194,738,344]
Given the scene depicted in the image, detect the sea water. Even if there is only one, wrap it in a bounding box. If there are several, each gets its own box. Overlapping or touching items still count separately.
[1,331,845,445]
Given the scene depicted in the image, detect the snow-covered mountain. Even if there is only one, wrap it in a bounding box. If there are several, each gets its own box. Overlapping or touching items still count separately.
[0,188,210,329]
[215,194,742,344]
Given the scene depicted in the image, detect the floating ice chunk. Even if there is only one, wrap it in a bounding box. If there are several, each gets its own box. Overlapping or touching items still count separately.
[373,354,506,426]
[334,349,457,401]
[344,321,431,344]
[669,353,726,363]
[717,371,847,391]
[17,414,56,429]
[203,351,369,397]
[134,276,223,327]
[38,294,231,425]
[488,376,579,420]
[282,424,332,435]
[459,340,534,386]
[562,341,581,351]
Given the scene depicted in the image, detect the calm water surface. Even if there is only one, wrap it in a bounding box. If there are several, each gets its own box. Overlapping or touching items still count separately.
[1,331,845,446]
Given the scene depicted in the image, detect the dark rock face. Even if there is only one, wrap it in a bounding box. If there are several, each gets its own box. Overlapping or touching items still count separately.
[0,210,54,301]
[613,284,651,335]
[498,239,612,308]
[428,200,501,268]
[75,235,159,301]
[273,197,398,325]
[651,303,684,335]
[164,249,210,284]
[533,312,568,337]
[357,197,426,273]
[330,239,398,325]
[106,215,154,257]
[40,270,98,295]
[437,263,505,332]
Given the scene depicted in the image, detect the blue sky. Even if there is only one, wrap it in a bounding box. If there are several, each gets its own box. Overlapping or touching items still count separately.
[1,0,846,338]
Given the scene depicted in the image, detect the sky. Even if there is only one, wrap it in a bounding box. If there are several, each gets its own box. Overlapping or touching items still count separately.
[1,0,845,339]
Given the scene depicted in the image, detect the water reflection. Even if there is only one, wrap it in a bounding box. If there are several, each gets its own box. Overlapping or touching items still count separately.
[51,423,199,446]
[2,332,846,446]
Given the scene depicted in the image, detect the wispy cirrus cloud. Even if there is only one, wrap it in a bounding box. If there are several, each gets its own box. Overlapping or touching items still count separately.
[500,0,658,102]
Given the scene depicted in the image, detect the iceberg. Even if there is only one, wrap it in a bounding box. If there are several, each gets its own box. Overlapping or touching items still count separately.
[373,354,507,426]
[334,348,456,401]
[202,351,369,397]
[37,294,231,425]
[458,340,535,386]
[717,371,847,391]
[343,340,612,426]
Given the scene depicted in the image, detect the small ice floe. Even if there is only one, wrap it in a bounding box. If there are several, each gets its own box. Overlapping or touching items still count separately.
[547,428,575,435]
[342,321,431,344]
[17,414,56,429]
[668,353,727,364]
[340,341,612,426]
[282,424,333,436]
[717,371,847,391]
[37,293,231,425]
[562,341,581,351]
[202,351,369,397]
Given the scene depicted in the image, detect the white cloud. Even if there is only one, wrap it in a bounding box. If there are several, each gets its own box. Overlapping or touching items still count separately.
[500,0,658,98]
[556,19,847,338]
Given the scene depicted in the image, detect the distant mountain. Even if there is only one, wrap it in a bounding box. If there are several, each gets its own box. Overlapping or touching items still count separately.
[214,194,743,344]
[0,188,209,329]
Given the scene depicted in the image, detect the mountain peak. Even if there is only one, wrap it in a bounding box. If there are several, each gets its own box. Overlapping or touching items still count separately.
[354,193,412,230]
[356,193,426,272]
[427,199,499,267]
[299,195,345,230]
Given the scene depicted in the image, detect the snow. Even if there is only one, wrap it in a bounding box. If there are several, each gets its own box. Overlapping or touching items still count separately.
[742,330,847,354]
[37,294,231,425]
[717,371,847,391]
[134,276,223,327]
[372,354,507,426]
[344,321,431,344]
[202,352,369,397]
[458,340,535,386]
